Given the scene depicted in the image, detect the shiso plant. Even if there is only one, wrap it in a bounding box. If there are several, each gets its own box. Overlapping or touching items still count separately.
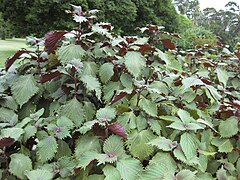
[0,5,239,180]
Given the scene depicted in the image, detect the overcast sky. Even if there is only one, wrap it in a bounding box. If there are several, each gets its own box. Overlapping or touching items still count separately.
[198,0,240,10]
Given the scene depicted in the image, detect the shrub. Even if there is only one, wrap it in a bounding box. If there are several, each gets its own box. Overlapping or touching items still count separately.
[0,5,239,179]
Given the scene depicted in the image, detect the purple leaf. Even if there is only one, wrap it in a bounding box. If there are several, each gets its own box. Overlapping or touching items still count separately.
[160,39,176,50]
[0,138,15,148]
[108,122,128,139]
[39,71,63,83]
[5,50,29,71]
[45,31,67,53]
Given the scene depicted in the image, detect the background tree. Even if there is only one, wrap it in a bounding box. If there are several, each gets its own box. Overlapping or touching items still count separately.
[0,0,180,37]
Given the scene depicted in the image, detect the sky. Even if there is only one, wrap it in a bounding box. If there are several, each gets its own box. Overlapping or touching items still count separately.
[198,0,240,10]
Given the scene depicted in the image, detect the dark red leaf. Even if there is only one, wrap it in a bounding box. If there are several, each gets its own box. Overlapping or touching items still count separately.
[126,37,137,44]
[225,102,240,109]
[111,92,127,104]
[39,71,63,83]
[0,138,15,148]
[5,50,29,71]
[108,122,128,139]
[160,39,176,50]
[45,31,67,53]
[76,40,89,50]
[195,51,204,57]
[234,52,240,59]
[200,78,213,85]
[137,44,155,54]
[118,48,127,56]
[147,24,159,31]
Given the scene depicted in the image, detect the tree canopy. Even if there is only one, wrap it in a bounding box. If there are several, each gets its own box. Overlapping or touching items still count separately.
[0,0,179,36]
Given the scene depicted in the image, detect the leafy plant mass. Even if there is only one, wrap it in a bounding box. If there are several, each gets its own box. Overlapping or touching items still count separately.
[0,5,239,180]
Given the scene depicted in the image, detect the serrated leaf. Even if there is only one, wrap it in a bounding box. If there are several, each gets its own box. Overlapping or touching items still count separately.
[180,133,197,160]
[45,31,67,53]
[75,135,101,159]
[139,97,158,117]
[108,122,128,139]
[1,96,18,111]
[57,157,76,178]
[23,125,37,141]
[176,169,196,180]
[216,67,229,87]
[57,116,74,129]
[11,75,39,106]
[103,135,124,158]
[57,44,85,64]
[56,140,72,159]
[48,124,71,140]
[25,169,54,180]
[219,117,238,138]
[1,127,24,140]
[9,153,32,179]
[83,101,96,121]
[0,107,18,125]
[124,51,146,77]
[81,75,101,99]
[173,147,199,166]
[141,152,177,180]
[116,158,142,180]
[103,164,121,180]
[37,136,58,162]
[77,151,99,169]
[120,73,133,89]
[126,130,156,160]
[148,137,177,151]
[182,76,204,90]
[99,63,114,83]
[211,138,233,153]
[178,109,195,123]
[96,107,116,122]
[82,61,98,77]
[60,97,85,127]
[167,121,187,131]
[216,166,227,180]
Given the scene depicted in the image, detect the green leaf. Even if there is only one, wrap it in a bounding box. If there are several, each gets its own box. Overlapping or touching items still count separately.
[9,153,32,179]
[177,109,195,123]
[11,75,39,106]
[83,101,96,121]
[219,117,238,138]
[57,116,74,129]
[139,97,158,117]
[176,169,196,180]
[126,130,156,160]
[82,61,98,77]
[99,63,114,83]
[103,135,124,157]
[103,164,121,180]
[1,127,24,140]
[148,137,177,151]
[167,121,187,131]
[77,151,99,169]
[211,138,233,153]
[182,76,204,90]
[37,136,58,162]
[116,158,142,180]
[23,125,37,141]
[173,147,199,166]
[103,81,120,103]
[57,157,76,178]
[147,119,161,135]
[25,169,54,180]
[0,107,18,126]
[141,152,177,180]
[120,73,133,89]
[124,51,146,77]
[60,97,85,127]
[216,166,227,180]
[1,96,18,111]
[147,81,169,95]
[48,124,71,140]
[180,133,198,160]
[216,67,229,87]
[56,140,72,159]
[81,75,101,99]
[57,44,85,64]
[96,107,116,122]
[75,135,101,159]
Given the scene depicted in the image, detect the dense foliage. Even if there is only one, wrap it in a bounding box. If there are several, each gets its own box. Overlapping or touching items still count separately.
[0,6,240,180]
[0,0,179,36]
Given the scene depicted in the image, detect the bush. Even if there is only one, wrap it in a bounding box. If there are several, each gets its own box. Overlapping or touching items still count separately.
[0,5,239,179]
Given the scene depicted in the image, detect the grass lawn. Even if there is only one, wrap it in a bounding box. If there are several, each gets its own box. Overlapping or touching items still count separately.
[0,38,33,68]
